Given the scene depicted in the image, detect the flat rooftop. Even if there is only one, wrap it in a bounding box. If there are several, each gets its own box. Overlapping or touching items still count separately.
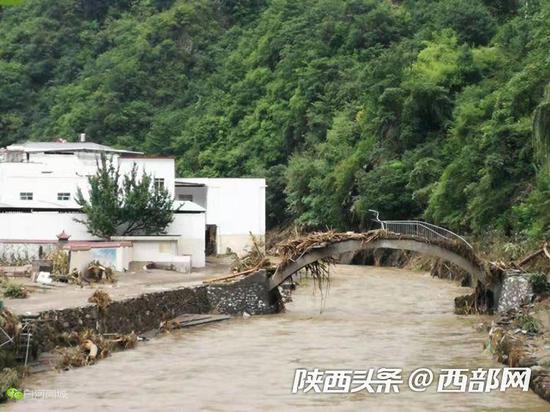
[4,142,142,155]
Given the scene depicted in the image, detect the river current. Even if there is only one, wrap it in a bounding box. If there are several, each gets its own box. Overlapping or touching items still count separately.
[8,265,549,411]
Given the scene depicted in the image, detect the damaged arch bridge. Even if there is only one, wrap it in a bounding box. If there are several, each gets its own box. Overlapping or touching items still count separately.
[268,226,504,308]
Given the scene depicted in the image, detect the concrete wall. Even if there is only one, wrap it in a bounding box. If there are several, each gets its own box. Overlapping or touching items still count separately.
[0,242,57,263]
[175,178,266,255]
[111,235,199,271]
[0,212,206,270]
[0,210,206,267]
[0,154,175,211]
[167,213,206,267]
[0,211,97,241]
[69,246,133,273]
[118,157,175,198]
[131,239,178,261]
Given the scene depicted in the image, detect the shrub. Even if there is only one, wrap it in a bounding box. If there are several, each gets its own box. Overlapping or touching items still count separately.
[2,283,28,299]
[529,272,548,294]
[514,312,541,334]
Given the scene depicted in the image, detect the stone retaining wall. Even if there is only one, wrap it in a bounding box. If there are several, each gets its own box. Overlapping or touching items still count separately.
[207,270,283,315]
[27,270,282,355]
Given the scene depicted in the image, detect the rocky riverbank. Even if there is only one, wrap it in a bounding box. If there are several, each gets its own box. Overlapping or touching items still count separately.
[487,298,550,401]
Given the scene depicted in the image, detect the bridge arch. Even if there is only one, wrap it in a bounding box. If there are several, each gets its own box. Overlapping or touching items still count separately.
[268,238,488,291]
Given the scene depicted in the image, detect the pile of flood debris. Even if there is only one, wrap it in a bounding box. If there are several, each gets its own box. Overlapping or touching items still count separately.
[204,233,272,284]
[55,329,138,370]
[54,311,230,370]
[51,259,115,286]
[88,289,113,312]
[487,299,550,401]
[517,242,550,273]
[277,231,381,267]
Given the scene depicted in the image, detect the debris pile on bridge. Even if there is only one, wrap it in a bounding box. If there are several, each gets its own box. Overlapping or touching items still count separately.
[205,233,272,284]
[276,230,384,281]
[277,230,382,266]
[230,233,271,274]
[275,229,505,287]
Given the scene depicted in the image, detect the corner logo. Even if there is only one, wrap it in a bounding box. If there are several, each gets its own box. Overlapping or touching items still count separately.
[6,387,24,401]
[0,0,24,5]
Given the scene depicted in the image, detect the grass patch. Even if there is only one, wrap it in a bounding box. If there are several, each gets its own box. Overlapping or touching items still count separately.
[514,312,542,334]
[2,282,28,299]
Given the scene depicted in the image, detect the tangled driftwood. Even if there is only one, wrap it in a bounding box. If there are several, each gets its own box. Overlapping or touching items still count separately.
[276,230,383,269]
[204,233,272,284]
[518,242,550,268]
[85,261,114,283]
[88,289,112,312]
[275,229,508,288]
[56,330,137,369]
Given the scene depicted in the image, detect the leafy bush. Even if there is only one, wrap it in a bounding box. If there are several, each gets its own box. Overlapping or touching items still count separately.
[529,272,548,294]
[514,312,541,334]
[2,283,28,299]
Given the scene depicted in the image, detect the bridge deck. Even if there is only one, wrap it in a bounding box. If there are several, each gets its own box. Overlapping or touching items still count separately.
[269,230,492,291]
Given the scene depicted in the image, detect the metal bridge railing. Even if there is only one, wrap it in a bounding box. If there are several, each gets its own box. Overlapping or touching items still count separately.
[369,210,473,249]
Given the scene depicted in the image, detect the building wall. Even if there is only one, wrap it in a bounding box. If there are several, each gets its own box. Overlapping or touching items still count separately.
[131,239,178,261]
[167,213,206,267]
[118,157,175,198]
[175,186,207,207]
[0,210,206,268]
[70,246,133,273]
[0,153,175,207]
[0,211,97,241]
[0,157,89,208]
[175,178,266,255]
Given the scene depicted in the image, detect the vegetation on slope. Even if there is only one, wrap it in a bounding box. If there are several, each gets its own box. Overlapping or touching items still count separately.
[0,0,548,238]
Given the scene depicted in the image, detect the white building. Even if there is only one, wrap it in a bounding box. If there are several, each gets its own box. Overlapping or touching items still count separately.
[175,178,266,255]
[0,140,265,269]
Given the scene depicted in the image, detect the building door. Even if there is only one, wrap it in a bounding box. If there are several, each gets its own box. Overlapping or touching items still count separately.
[205,225,217,256]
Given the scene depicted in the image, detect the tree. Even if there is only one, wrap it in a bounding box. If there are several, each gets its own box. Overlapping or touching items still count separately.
[75,155,175,238]
[1,0,549,239]
[75,155,122,238]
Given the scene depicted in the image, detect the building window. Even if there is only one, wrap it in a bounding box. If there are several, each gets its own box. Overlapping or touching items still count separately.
[20,192,33,200]
[57,192,71,201]
[154,178,165,191]
[178,194,193,202]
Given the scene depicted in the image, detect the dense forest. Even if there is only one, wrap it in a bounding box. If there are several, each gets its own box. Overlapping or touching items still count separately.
[0,0,548,239]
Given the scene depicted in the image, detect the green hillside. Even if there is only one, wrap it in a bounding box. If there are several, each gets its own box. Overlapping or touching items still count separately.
[0,0,548,238]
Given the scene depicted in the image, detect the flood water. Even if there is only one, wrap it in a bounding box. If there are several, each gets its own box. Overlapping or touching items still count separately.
[9,265,549,411]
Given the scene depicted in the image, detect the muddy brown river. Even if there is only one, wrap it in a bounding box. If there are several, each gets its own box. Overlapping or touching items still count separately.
[8,265,549,411]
